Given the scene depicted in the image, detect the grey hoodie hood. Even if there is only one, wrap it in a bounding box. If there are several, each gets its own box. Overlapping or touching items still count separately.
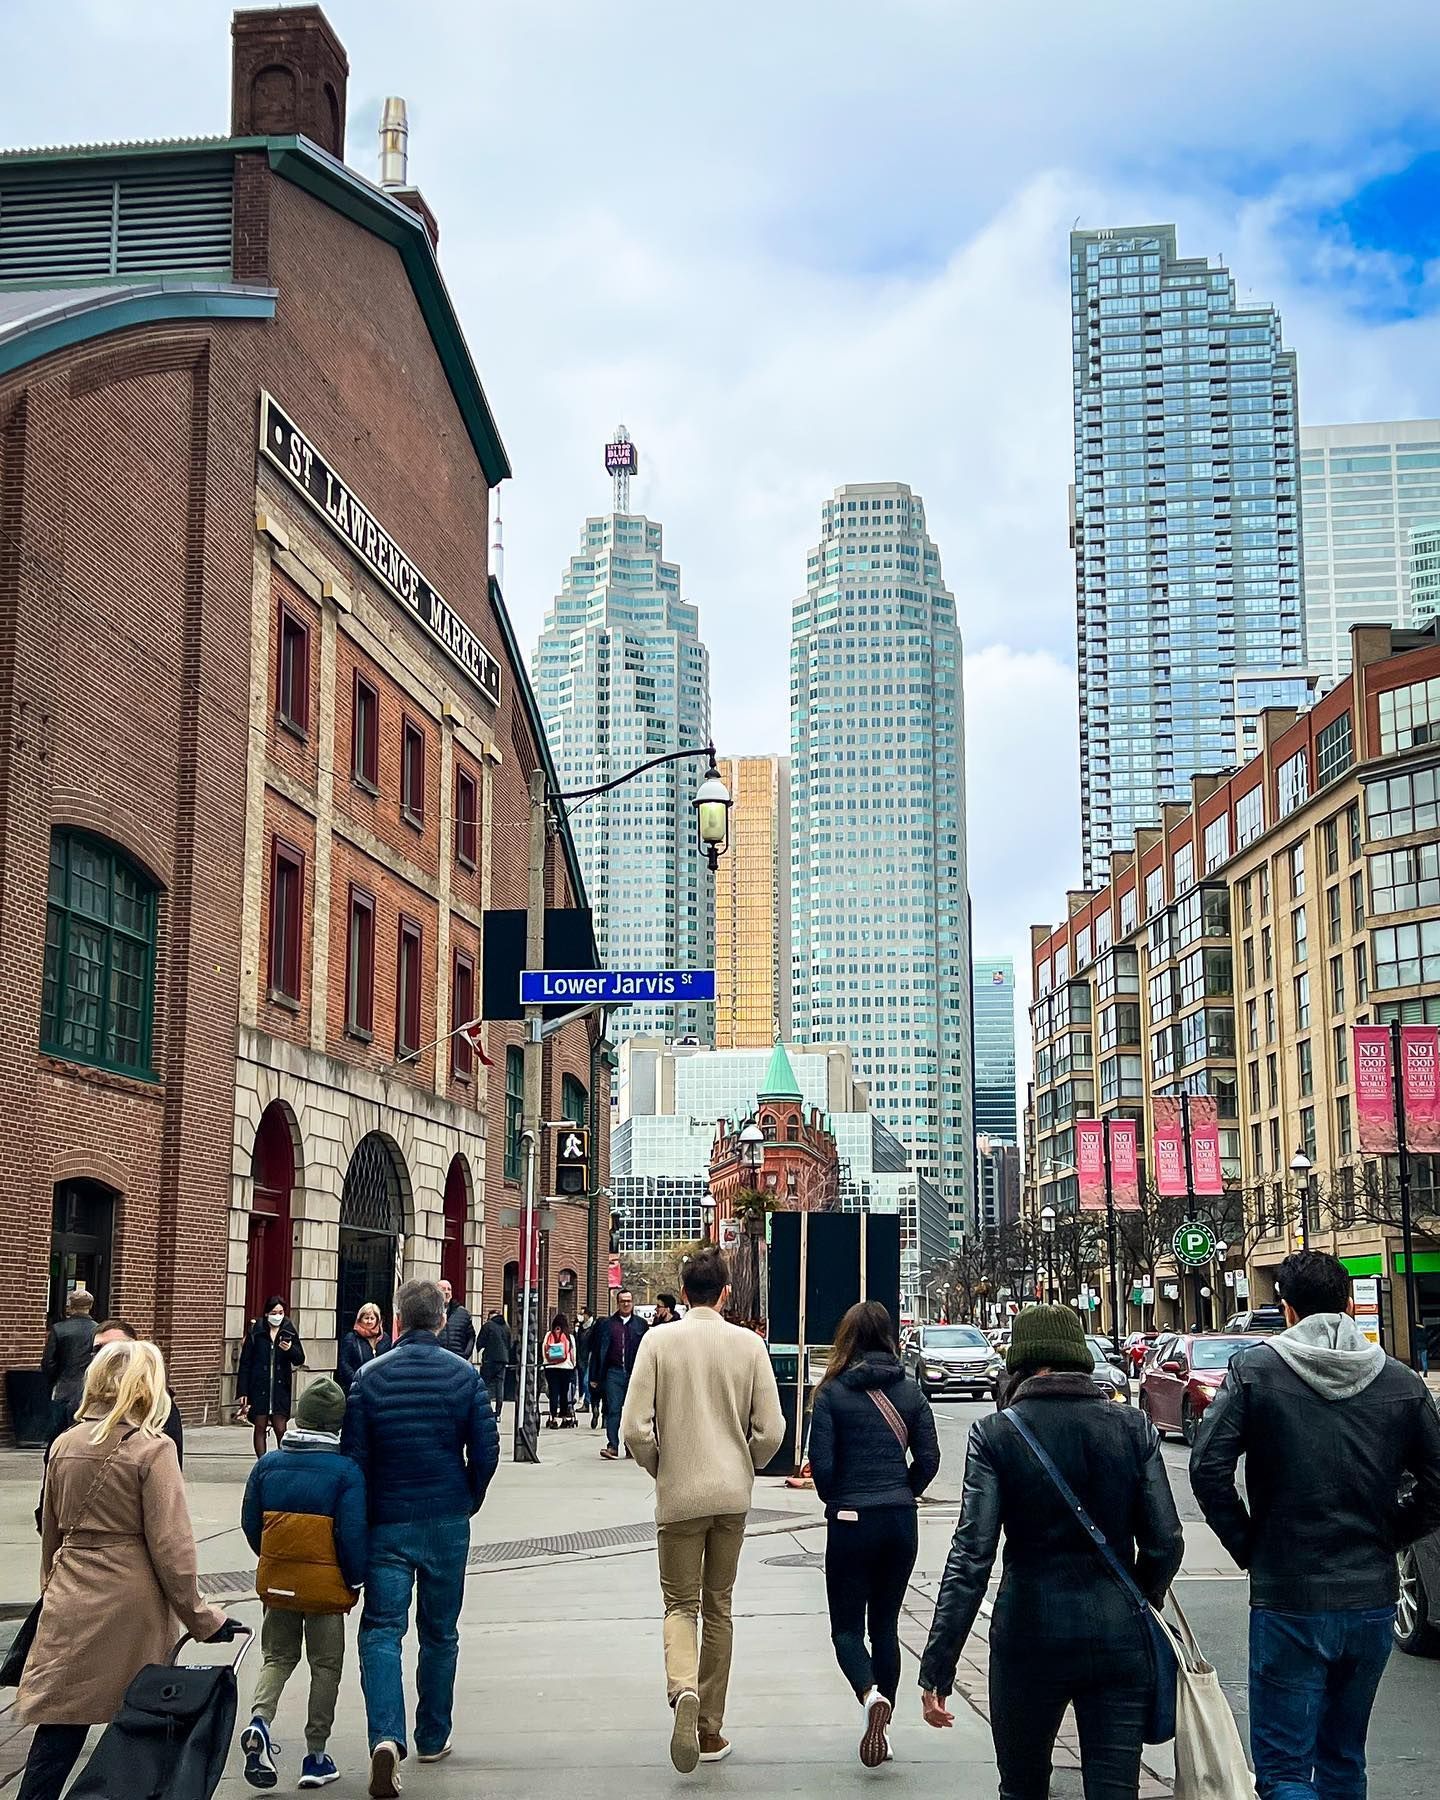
[1270,1312,1386,1400]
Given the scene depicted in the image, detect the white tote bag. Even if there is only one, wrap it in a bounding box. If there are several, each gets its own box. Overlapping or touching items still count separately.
[1152,1598,1256,1800]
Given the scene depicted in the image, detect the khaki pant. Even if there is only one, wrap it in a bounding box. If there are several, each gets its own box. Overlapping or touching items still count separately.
[656,1513,747,1737]
[250,1607,346,1754]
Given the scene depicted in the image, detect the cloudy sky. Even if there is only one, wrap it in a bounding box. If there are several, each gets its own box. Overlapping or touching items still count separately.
[10,0,1440,1035]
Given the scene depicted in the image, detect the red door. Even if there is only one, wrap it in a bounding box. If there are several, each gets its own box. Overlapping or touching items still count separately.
[440,1156,468,1302]
[248,1105,295,1322]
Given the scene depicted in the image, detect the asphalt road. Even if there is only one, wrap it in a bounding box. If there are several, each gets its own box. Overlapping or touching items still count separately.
[928,1392,1440,1799]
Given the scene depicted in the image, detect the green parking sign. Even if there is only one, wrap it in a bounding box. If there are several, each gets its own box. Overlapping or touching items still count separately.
[1172,1223,1215,1266]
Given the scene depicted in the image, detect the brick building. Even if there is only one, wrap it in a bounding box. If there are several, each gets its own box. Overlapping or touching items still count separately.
[708,1043,841,1218]
[0,6,606,1420]
[1026,621,1440,1356]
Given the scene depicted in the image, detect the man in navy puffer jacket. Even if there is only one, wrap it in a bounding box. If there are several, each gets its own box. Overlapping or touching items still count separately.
[342,1279,498,1797]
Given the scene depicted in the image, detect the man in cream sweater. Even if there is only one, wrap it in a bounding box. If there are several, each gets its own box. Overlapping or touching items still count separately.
[622,1245,785,1772]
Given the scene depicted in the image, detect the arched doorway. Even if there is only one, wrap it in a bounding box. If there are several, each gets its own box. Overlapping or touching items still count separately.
[247,1103,296,1327]
[49,1180,116,1322]
[557,1267,578,1329]
[338,1133,406,1340]
[441,1156,470,1302]
[503,1259,519,1331]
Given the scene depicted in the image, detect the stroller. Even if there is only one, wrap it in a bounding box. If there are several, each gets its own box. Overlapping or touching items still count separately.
[67,1623,252,1799]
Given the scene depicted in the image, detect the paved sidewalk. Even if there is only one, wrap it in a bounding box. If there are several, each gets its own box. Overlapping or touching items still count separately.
[0,1418,1183,1796]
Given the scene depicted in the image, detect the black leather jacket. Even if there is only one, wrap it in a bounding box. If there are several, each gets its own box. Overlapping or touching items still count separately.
[919,1374,1183,1696]
[1190,1341,1440,1611]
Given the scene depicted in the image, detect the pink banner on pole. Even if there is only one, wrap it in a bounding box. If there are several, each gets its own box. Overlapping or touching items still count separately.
[1077,1120,1106,1211]
[1152,1096,1187,1198]
[1353,1025,1398,1154]
[1190,1118,1223,1196]
[1109,1119,1141,1210]
[1401,1025,1440,1153]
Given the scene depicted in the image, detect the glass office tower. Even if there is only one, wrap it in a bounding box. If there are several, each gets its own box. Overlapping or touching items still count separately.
[1300,421,1440,683]
[1072,226,1305,883]
[972,957,1018,1143]
[790,481,975,1238]
[714,755,791,1047]
[534,503,713,1041]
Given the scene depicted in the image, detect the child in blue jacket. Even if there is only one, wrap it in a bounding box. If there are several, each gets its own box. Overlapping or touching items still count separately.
[240,1378,367,1790]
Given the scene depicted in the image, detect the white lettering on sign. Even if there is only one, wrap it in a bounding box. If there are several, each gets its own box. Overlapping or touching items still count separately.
[259,392,502,707]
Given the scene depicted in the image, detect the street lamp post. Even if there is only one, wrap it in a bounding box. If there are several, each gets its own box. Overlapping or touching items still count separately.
[516,745,731,1463]
[1289,1148,1313,1253]
[738,1120,765,1323]
[1212,1238,1230,1329]
[1040,1205,1056,1303]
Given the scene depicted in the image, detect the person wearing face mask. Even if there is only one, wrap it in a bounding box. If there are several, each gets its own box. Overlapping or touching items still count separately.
[236,1296,306,1459]
[338,1301,392,1395]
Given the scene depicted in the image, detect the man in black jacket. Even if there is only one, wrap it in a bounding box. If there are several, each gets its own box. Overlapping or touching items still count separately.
[1192,1250,1440,1800]
[478,1311,512,1416]
[41,1289,96,1438]
[437,1280,476,1360]
[590,1291,647,1460]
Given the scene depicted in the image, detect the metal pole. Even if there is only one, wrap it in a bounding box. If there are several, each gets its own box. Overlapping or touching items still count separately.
[1180,1094,1199,1329]
[1104,1123,1121,1344]
[1391,1020,1421,1371]
[514,766,548,1464]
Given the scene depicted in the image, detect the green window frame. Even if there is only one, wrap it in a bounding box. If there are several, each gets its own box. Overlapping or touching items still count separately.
[41,832,157,1078]
[504,1047,524,1181]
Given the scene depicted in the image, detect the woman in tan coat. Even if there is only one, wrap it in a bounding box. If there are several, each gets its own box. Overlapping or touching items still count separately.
[16,1339,229,1800]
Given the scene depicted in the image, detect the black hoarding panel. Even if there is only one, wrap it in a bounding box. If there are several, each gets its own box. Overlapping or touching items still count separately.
[767,1212,903,1347]
[481,908,598,1021]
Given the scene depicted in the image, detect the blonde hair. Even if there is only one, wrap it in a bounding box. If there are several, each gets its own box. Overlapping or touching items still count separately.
[81,1340,171,1444]
[355,1302,382,1328]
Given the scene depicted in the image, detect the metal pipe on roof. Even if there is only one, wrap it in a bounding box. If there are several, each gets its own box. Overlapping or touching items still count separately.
[379,96,408,189]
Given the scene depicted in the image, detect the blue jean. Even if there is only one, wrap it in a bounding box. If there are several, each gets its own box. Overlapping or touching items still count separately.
[604,1365,629,1450]
[358,1515,471,1757]
[1249,1605,1395,1800]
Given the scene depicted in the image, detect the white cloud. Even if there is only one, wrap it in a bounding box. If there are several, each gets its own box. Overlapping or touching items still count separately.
[9,0,1440,1043]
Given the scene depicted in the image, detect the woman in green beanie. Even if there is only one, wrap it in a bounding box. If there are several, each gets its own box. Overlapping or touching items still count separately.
[918,1303,1184,1798]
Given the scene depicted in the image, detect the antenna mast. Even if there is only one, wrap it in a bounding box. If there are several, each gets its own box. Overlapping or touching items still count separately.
[604,424,637,514]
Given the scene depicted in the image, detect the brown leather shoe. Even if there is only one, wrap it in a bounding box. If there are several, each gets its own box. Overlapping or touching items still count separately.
[600,1446,619,1460]
[699,1734,731,1763]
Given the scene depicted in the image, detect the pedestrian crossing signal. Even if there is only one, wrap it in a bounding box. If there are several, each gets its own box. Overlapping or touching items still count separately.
[556,1126,589,1195]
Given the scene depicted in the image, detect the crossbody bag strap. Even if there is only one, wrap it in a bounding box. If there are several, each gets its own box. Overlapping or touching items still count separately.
[45,1427,138,1590]
[866,1387,909,1450]
[999,1408,1146,1612]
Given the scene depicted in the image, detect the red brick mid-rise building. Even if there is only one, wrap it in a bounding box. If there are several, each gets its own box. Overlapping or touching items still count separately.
[0,6,606,1422]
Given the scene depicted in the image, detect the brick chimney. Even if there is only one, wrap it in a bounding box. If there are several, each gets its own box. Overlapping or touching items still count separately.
[231,5,349,160]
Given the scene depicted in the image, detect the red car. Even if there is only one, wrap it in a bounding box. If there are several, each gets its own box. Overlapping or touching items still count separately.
[1139,1332,1255,1446]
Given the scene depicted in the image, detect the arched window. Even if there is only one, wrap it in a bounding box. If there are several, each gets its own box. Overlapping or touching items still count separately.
[42,832,157,1078]
[561,1074,588,1131]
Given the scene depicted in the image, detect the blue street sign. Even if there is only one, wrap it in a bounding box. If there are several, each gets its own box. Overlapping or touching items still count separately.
[519,968,716,1006]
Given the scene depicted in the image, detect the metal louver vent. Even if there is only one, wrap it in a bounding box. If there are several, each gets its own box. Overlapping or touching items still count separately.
[0,163,233,280]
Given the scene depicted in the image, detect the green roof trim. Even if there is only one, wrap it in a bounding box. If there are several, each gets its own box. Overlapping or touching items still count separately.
[488,575,592,929]
[759,1041,803,1101]
[266,138,511,485]
[0,285,276,382]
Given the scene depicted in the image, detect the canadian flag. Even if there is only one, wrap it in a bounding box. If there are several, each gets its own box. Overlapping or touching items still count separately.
[454,1017,494,1068]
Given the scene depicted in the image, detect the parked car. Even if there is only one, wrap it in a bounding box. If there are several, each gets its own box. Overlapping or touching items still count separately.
[1139,1332,1257,1445]
[1397,1517,1440,1656]
[1085,1335,1131,1405]
[1222,1305,1286,1333]
[902,1324,1004,1400]
[1087,1333,1129,1378]
[1124,1330,1158,1374]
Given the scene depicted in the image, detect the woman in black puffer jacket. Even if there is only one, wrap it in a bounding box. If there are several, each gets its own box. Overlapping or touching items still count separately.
[808,1301,941,1768]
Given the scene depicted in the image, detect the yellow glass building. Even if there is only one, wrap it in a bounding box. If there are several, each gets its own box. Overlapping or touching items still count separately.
[714,756,790,1047]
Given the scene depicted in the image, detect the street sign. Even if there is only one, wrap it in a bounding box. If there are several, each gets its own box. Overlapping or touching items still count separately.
[555,1126,589,1196]
[519,968,716,1006]
[1172,1223,1216,1266]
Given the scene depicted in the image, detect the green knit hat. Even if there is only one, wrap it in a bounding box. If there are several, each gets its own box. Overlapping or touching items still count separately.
[294,1377,346,1434]
[1006,1303,1092,1375]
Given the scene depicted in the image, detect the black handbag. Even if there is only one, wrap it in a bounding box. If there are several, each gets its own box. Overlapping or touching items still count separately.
[67,1626,252,1800]
[1,1428,136,1689]
[1001,1408,1178,1745]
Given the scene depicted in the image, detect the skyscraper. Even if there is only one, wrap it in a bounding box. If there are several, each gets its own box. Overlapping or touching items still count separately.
[790,481,974,1238]
[534,433,714,1040]
[1300,421,1440,683]
[971,957,1017,1143]
[1071,225,1307,884]
[714,755,791,1048]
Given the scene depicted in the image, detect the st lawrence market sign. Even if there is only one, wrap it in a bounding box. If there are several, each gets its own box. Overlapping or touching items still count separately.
[259,392,502,708]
